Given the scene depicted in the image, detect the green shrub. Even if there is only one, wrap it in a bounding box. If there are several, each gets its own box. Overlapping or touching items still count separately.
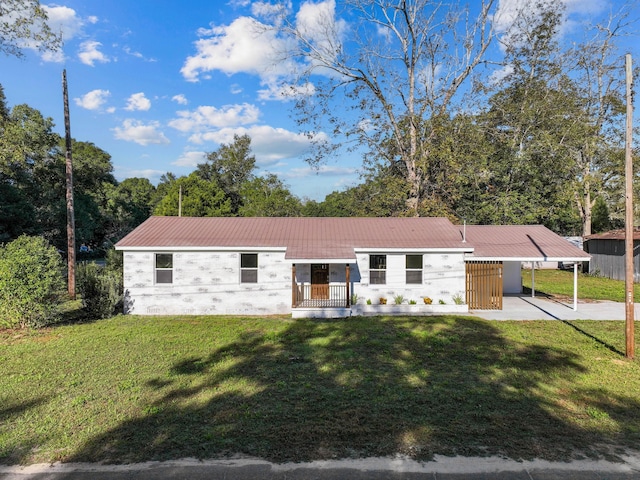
[0,235,65,328]
[104,248,123,277]
[452,293,465,305]
[77,261,123,319]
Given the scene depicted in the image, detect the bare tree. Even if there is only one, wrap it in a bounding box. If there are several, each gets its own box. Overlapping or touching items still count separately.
[275,0,496,215]
[568,4,636,235]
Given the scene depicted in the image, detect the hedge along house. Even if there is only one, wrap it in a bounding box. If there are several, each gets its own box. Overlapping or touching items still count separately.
[115,217,590,318]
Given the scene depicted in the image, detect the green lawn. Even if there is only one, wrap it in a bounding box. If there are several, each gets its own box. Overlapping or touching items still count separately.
[2,314,640,465]
[522,268,640,302]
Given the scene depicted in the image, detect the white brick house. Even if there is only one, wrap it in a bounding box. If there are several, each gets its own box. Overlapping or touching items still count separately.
[115,217,590,317]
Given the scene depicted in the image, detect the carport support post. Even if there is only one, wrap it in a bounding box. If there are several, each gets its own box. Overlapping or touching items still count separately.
[573,263,578,311]
[531,267,535,298]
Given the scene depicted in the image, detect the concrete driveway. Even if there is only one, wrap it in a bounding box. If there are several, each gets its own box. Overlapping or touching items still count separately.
[468,295,640,321]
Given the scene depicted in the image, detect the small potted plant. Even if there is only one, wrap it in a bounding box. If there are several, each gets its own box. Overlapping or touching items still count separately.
[379,297,387,305]
[423,296,432,305]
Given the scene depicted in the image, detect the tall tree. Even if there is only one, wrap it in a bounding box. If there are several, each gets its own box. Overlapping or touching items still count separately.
[32,139,118,250]
[196,134,256,214]
[0,0,61,57]
[239,174,302,217]
[104,177,156,241]
[566,5,634,235]
[275,0,496,215]
[153,172,232,217]
[475,0,583,232]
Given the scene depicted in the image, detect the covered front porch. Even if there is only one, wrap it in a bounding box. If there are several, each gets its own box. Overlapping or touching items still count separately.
[291,263,351,309]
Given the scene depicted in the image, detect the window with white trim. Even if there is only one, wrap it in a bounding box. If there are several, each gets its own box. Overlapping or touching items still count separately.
[369,254,386,284]
[241,253,258,283]
[406,255,423,284]
[155,253,173,284]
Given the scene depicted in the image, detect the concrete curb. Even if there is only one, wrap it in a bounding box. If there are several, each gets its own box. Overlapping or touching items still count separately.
[2,454,640,479]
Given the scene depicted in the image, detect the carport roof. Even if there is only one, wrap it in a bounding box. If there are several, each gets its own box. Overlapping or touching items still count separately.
[461,225,590,262]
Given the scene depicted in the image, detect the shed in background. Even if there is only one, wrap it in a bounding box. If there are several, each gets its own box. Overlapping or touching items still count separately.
[584,229,640,282]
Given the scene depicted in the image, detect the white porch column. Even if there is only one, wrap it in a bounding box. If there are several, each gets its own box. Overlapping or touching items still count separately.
[573,262,578,311]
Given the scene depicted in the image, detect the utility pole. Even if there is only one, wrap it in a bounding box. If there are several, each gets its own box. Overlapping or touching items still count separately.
[624,54,634,359]
[63,69,76,299]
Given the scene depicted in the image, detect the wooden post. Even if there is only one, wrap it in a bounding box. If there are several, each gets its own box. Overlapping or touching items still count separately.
[291,264,297,308]
[62,69,76,300]
[625,53,635,359]
[346,263,350,307]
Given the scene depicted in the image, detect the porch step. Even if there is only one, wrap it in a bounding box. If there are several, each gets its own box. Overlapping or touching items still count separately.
[292,307,352,319]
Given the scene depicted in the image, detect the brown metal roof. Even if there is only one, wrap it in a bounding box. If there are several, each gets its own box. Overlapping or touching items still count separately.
[585,228,640,241]
[462,225,590,261]
[116,217,590,261]
[115,216,469,260]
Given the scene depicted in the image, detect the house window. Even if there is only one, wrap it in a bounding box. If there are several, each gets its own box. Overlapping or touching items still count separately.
[155,253,173,284]
[370,254,386,284]
[241,253,258,283]
[406,255,423,284]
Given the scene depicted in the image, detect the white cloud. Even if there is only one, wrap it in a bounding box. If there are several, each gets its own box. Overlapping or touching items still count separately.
[13,4,86,62]
[257,81,315,101]
[113,119,169,145]
[169,103,261,132]
[173,150,207,167]
[295,0,346,49]
[188,125,325,166]
[44,5,85,37]
[285,164,357,179]
[172,94,188,105]
[125,92,151,111]
[494,0,606,41]
[489,64,514,84]
[123,46,156,62]
[113,166,166,184]
[123,46,143,58]
[251,1,288,19]
[74,89,111,110]
[181,16,296,83]
[78,40,110,66]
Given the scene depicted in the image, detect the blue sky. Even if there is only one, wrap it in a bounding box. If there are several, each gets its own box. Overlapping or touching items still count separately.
[0,0,636,201]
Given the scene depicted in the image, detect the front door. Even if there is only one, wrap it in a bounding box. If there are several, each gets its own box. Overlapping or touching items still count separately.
[311,264,329,300]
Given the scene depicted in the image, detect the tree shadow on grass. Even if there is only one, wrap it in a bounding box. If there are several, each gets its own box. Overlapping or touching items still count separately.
[0,396,51,462]
[66,316,640,464]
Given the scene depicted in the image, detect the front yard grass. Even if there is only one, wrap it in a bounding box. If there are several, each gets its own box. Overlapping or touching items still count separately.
[2,314,640,465]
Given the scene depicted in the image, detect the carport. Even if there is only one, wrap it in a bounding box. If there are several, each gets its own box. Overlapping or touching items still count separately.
[461,225,591,311]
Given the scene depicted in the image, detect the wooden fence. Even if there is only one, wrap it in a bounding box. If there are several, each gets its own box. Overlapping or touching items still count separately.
[466,261,503,310]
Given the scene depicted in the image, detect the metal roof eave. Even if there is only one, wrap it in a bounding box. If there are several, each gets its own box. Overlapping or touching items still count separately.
[465,256,591,262]
[114,245,288,252]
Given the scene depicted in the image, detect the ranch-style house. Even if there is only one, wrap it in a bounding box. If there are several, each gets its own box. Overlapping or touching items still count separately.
[115,216,590,318]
